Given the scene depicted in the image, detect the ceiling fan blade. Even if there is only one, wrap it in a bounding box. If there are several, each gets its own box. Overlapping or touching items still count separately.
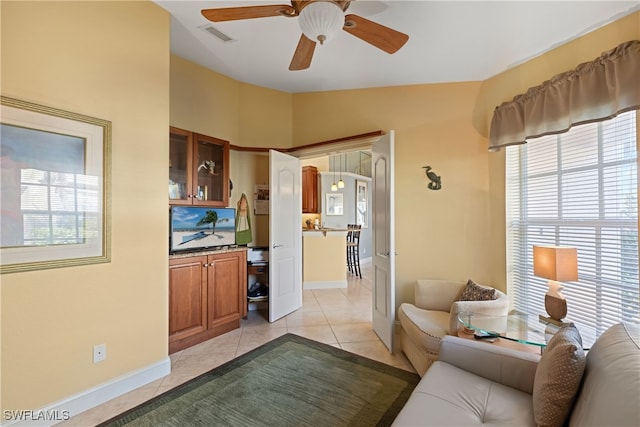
[289,34,316,71]
[343,14,408,54]
[201,5,296,22]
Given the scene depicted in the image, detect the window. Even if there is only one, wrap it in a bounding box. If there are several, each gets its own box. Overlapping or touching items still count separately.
[20,168,100,246]
[506,110,638,336]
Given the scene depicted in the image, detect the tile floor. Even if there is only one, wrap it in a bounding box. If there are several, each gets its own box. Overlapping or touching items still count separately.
[61,262,415,426]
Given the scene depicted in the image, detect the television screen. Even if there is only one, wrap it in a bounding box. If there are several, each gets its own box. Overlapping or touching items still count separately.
[170,206,236,253]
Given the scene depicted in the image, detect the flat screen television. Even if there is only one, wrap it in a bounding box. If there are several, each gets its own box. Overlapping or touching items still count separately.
[170,206,236,253]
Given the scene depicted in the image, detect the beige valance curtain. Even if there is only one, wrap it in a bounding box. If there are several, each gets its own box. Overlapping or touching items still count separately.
[489,40,640,151]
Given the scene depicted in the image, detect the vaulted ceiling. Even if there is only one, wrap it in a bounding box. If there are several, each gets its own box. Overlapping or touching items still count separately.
[155,1,639,93]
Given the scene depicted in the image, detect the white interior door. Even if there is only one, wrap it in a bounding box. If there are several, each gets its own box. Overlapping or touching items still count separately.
[372,131,396,351]
[269,150,302,322]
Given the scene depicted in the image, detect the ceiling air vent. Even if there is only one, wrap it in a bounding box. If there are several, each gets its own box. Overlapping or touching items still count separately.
[199,25,235,43]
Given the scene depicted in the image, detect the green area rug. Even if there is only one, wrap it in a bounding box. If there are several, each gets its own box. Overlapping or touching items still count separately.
[100,334,419,427]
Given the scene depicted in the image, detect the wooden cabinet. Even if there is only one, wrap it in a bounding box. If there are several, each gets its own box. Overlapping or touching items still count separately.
[207,251,246,330]
[169,127,230,207]
[168,256,207,344]
[169,250,247,353]
[302,166,318,213]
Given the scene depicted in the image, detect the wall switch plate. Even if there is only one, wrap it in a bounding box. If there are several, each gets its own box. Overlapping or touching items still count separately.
[93,344,106,363]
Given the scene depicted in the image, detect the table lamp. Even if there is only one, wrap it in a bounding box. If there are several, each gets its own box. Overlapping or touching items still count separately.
[533,245,578,325]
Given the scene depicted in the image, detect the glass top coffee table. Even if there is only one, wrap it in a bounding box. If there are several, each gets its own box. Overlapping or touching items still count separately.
[458,311,596,350]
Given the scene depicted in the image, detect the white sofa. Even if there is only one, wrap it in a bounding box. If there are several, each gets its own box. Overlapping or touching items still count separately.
[393,322,640,427]
[398,279,509,376]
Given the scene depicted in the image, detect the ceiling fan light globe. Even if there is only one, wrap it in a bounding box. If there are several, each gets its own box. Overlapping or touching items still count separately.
[298,1,344,45]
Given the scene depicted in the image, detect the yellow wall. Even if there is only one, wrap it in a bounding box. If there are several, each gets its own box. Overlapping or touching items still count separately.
[290,12,640,303]
[170,56,293,149]
[170,56,292,247]
[481,10,640,291]
[171,11,640,305]
[170,54,492,308]
[2,0,637,415]
[292,82,493,304]
[1,1,169,413]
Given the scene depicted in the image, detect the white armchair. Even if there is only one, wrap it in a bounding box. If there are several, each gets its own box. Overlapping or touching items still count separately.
[398,279,509,376]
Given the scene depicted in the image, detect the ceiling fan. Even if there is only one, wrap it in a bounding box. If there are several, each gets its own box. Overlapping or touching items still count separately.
[201,1,409,71]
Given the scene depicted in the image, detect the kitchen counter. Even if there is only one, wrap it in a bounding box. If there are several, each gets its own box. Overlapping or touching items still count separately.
[302,229,347,289]
[302,228,348,235]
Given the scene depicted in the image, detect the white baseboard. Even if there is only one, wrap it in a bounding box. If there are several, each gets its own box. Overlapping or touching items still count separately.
[2,357,170,427]
[303,280,347,289]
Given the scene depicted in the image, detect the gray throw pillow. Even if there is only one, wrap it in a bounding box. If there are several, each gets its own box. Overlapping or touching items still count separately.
[458,279,496,301]
[532,325,586,427]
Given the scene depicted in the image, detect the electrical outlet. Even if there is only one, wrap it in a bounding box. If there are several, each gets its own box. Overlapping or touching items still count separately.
[93,344,106,363]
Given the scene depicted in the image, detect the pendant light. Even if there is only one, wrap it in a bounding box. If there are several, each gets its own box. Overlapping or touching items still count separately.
[298,1,345,45]
[331,155,338,191]
[337,153,345,189]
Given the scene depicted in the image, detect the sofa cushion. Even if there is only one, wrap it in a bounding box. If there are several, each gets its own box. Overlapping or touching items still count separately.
[458,279,497,301]
[439,335,540,394]
[568,322,640,427]
[532,326,586,427]
[392,361,535,426]
[398,303,449,354]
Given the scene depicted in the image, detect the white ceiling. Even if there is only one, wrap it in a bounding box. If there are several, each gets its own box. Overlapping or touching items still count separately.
[155,1,639,94]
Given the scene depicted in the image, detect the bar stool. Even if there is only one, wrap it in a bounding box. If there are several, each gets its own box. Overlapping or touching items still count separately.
[346,224,362,278]
[346,224,355,274]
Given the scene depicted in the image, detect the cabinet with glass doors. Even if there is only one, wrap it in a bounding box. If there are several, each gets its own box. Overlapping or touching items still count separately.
[169,126,230,207]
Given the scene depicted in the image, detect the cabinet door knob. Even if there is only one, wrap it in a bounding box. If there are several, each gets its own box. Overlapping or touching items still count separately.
[203,262,208,267]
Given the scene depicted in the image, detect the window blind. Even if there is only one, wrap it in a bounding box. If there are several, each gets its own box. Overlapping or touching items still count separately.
[19,169,98,246]
[506,110,639,338]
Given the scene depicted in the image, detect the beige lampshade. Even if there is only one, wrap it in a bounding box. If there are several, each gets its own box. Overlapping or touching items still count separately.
[533,246,578,281]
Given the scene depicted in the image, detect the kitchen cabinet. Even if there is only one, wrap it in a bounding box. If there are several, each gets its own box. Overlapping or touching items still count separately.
[169,249,247,353]
[169,127,230,207]
[302,165,318,213]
